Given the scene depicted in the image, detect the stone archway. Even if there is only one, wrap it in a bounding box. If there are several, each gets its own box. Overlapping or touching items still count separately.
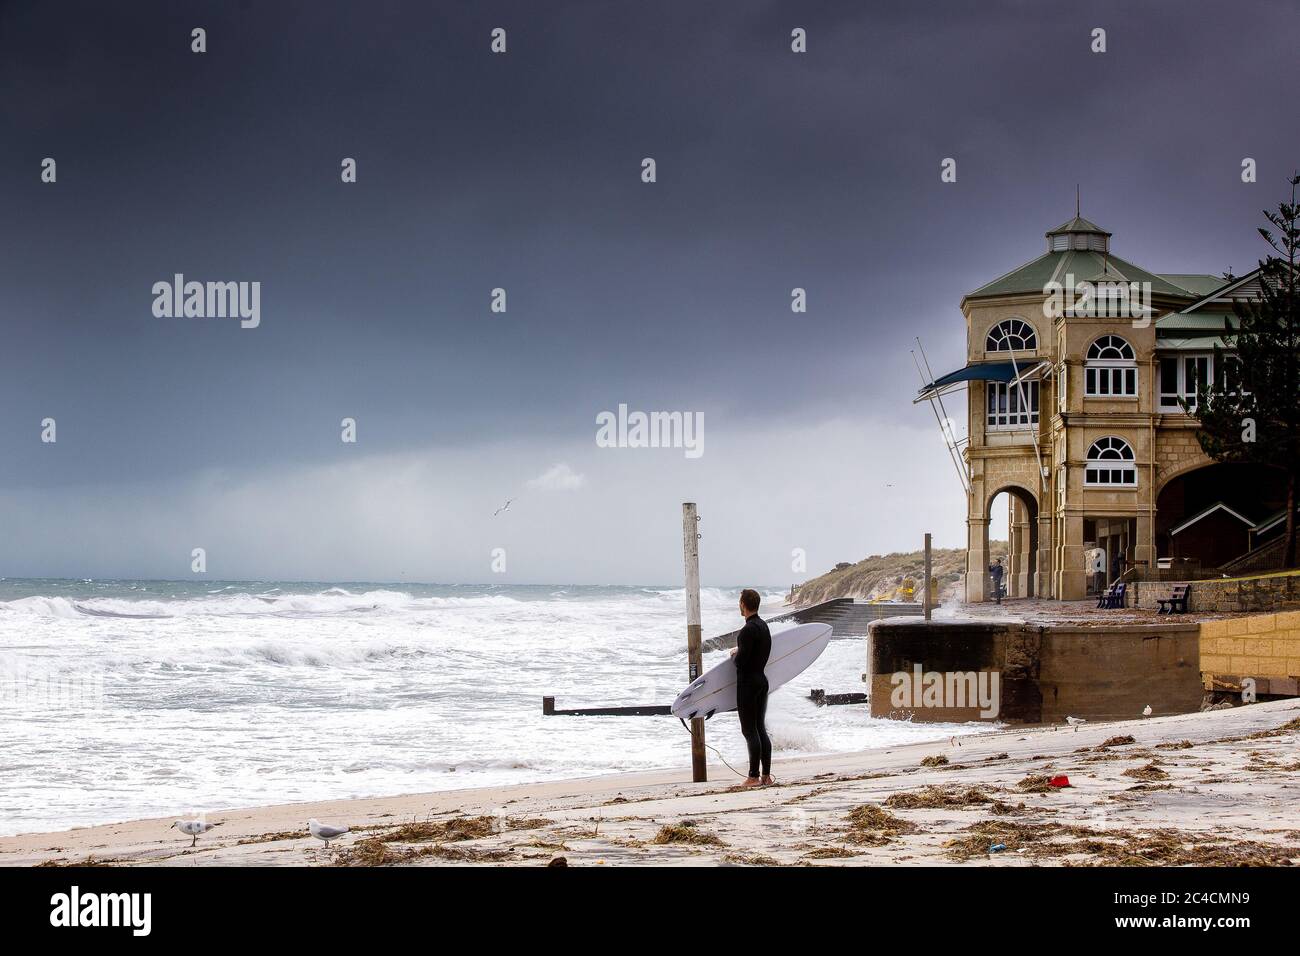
[968,483,1042,602]
[987,484,1039,599]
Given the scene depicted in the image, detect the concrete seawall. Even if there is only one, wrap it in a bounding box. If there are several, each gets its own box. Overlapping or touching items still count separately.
[868,617,1202,723]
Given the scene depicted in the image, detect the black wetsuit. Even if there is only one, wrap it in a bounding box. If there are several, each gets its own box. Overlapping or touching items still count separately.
[734,614,772,778]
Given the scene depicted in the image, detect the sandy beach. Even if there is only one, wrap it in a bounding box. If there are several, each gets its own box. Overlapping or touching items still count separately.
[6,697,1298,867]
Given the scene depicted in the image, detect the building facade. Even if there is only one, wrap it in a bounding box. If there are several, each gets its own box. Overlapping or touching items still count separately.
[922,214,1287,601]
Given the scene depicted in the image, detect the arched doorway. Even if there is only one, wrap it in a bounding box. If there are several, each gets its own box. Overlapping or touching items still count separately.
[986,485,1039,599]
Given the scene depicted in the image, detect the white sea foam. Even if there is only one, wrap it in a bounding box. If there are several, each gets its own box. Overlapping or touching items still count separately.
[0,581,984,835]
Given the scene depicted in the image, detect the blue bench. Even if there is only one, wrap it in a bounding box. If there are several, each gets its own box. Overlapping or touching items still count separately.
[1097,581,1126,609]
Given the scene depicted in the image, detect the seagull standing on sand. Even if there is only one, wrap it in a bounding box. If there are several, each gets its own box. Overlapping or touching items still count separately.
[171,819,222,847]
[308,818,349,848]
[1066,716,1086,732]
[1143,704,1153,717]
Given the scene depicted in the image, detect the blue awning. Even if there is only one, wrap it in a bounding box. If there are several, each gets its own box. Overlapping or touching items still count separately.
[916,360,1041,402]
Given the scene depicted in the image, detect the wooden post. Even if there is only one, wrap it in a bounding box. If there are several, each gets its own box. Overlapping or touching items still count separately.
[682,502,707,782]
[923,532,933,621]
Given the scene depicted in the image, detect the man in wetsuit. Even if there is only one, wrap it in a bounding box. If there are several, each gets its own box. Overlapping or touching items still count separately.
[730,588,772,787]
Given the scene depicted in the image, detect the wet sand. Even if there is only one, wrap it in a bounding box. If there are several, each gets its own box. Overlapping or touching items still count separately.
[4,698,1298,867]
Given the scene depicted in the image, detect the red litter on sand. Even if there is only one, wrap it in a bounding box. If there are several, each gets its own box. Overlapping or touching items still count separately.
[1048,775,1071,788]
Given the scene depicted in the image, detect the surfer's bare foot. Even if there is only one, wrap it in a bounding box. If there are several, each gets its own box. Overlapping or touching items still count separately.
[741,776,763,788]
[760,774,775,786]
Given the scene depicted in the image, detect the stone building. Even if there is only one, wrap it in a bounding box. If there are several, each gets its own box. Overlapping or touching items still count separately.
[919,213,1289,601]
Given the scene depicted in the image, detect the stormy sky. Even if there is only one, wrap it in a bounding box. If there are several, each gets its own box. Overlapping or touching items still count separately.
[0,0,1296,584]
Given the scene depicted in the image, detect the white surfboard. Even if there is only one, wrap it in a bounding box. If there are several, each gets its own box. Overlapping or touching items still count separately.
[671,622,833,720]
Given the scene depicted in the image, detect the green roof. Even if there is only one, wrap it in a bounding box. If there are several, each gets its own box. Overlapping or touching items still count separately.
[1046,216,1109,236]
[1157,309,1236,351]
[1159,274,1228,296]
[967,249,1194,300]
[1157,310,1238,332]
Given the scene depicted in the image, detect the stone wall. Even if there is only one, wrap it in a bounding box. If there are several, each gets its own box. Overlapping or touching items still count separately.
[868,618,1201,723]
[1153,431,1211,491]
[1132,572,1300,613]
[1198,610,1300,695]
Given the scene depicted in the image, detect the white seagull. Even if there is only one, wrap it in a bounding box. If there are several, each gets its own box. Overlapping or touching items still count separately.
[308,818,350,848]
[171,819,222,847]
[1142,704,1153,717]
[493,498,514,517]
[1065,716,1086,732]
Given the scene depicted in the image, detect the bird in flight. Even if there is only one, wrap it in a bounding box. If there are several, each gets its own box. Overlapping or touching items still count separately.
[493,498,514,516]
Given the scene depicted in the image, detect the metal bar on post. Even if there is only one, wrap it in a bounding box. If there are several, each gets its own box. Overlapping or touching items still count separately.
[923,532,933,621]
[911,349,971,496]
[682,502,707,783]
[913,338,972,495]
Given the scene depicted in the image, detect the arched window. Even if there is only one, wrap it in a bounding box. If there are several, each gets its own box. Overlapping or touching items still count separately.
[1085,335,1137,397]
[1086,335,1134,361]
[1085,436,1136,487]
[985,319,1037,352]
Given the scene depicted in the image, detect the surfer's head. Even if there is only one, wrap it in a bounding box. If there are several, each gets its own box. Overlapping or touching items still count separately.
[739,588,760,617]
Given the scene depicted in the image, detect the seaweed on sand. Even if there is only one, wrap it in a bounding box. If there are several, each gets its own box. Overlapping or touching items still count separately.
[1246,716,1300,739]
[844,804,917,846]
[35,855,122,867]
[723,851,784,866]
[236,830,303,845]
[1079,829,1299,867]
[1122,762,1170,781]
[802,846,857,859]
[333,837,512,866]
[944,820,1108,861]
[651,820,726,846]
[379,815,504,843]
[885,785,995,809]
[946,819,1300,866]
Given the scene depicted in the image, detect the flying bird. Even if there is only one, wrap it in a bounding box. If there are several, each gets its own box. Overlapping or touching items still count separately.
[493,498,514,516]
[171,819,222,847]
[308,818,350,848]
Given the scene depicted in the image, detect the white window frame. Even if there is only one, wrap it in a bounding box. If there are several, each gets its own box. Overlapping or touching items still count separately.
[1158,352,1233,410]
[1084,436,1137,487]
[985,318,1037,353]
[986,380,1040,431]
[1084,335,1138,398]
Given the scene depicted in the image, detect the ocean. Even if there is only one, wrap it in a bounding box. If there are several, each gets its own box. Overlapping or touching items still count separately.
[0,579,981,836]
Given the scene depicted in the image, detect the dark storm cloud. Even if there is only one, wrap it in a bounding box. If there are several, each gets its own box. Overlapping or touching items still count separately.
[0,0,1295,490]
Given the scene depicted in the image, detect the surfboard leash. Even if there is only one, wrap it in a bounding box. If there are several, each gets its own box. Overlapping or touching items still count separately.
[677,717,747,778]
